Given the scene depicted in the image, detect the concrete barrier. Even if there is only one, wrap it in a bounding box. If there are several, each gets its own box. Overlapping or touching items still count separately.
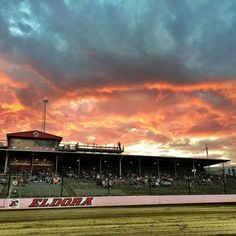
[1,195,236,210]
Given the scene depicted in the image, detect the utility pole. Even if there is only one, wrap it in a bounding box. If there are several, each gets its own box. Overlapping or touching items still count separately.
[205,144,208,158]
[42,98,48,132]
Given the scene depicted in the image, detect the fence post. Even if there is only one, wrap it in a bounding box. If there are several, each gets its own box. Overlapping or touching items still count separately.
[223,174,227,194]
[148,173,152,195]
[60,176,64,197]
[19,176,22,198]
[187,176,191,195]
[7,172,11,198]
[107,174,110,196]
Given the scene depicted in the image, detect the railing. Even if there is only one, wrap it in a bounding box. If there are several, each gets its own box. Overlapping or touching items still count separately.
[59,143,124,154]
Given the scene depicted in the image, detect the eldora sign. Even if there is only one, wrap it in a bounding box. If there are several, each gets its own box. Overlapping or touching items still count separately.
[28,197,93,208]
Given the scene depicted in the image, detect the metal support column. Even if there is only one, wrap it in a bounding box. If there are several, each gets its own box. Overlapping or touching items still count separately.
[193,162,196,180]
[77,157,81,177]
[174,161,177,177]
[138,159,142,177]
[157,160,160,179]
[55,155,58,174]
[119,158,122,177]
[4,151,8,174]
[99,157,102,175]
[154,160,158,178]
[31,154,34,174]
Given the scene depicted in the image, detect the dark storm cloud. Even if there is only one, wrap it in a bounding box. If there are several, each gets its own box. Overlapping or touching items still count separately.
[195,91,236,112]
[0,0,236,97]
[14,85,41,107]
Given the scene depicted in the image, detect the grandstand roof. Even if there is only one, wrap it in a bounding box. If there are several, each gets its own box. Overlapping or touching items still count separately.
[72,152,229,166]
[7,130,62,141]
[0,148,229,167]
[121,154,229,166]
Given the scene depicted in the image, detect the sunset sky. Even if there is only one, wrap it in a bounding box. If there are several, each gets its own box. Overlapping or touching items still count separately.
[0,0,236,164]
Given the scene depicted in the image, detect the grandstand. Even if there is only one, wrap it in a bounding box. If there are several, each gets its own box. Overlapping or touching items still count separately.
[0,129,234,199]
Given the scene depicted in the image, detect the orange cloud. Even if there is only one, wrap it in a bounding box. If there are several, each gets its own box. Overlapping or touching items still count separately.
[0,69,236,164]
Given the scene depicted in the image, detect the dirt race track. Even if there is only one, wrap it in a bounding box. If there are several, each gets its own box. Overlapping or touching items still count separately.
[0,204,236,235]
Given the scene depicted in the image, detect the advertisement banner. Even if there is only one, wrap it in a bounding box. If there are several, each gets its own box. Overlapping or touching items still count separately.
[6,197,93,209]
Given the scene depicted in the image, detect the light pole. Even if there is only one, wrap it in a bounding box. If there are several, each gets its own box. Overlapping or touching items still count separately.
[42,98,48,132]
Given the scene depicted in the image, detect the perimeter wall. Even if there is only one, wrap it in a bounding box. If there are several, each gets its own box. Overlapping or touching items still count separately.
[1,195,236,210]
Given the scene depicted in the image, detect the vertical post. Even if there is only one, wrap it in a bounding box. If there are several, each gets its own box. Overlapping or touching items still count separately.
[223,175,227,194]
[138,159,142,177]
[31,154,34,174]
[157,160,160,179]
[107,173,110,196]
[205,144,208,157]
[4,151,9,174]
[154,161,157,178]
[174,161,177,177]
[77,157,80,177]
[60,176,64,197]
[19,180,22,198]
[55,155,58,175]
[148,171,152,195]
[119,158,122,177]
[193,162,196,180]
[99,157,102,175]
[187,176,192,195]
[7,171,11,198]
[222,163,227,194]
[42,98,48,132]
[222,162,225,175]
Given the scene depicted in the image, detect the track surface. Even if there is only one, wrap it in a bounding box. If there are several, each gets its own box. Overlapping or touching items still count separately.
[0,204,236,235]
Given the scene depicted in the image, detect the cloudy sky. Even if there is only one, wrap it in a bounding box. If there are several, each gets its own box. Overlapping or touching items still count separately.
[0,0,236,164]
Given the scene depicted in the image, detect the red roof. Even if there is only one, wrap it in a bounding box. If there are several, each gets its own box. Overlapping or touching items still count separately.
[7,130,62,141]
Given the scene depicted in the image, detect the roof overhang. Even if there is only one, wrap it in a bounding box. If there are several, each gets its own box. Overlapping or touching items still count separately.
[0,148,229,166]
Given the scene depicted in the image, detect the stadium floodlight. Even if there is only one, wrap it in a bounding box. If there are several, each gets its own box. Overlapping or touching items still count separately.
[42,98,48,132]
